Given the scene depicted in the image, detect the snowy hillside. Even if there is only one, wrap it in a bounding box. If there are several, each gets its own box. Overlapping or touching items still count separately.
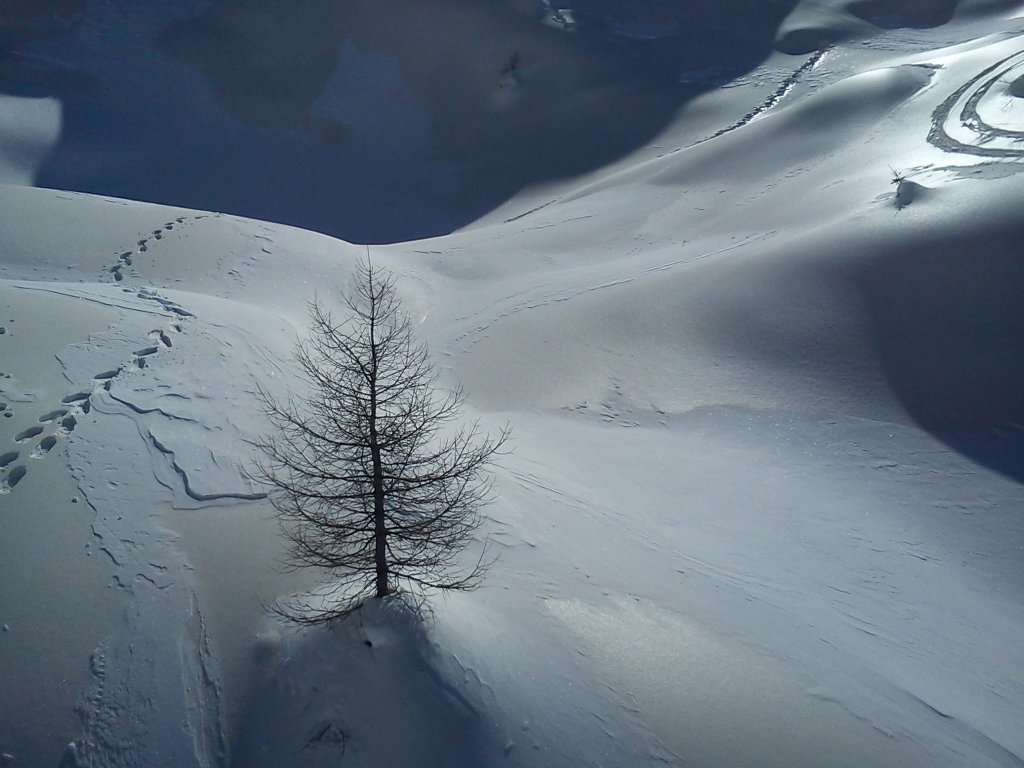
[1,1,1023,766]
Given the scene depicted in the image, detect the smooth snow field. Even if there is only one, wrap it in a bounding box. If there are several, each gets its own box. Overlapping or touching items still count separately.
[1,1,1023,766]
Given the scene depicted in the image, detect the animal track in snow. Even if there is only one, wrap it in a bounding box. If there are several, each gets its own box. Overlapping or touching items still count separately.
[2,274,199,494]
[134,344,159,369]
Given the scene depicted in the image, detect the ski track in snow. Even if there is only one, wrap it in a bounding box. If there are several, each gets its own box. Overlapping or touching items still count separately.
[147,431,266,504]
[508,463,800,607]
[929,42,1024,159]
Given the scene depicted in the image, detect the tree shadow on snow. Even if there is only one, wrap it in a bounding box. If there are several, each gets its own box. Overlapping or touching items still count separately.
[230,595,496,767]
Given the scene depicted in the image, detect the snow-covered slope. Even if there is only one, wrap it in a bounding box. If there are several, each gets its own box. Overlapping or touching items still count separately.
[1,1,1023,766]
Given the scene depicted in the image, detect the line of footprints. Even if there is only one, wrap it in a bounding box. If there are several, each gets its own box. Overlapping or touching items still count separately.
[0,325,180,494]
[1,212,208,492]
[105,213,211,284]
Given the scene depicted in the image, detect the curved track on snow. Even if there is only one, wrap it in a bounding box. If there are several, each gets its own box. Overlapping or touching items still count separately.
[929,44,1024,158]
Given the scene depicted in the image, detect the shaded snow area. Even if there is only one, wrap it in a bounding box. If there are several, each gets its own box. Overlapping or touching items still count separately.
[1,0,1024,766]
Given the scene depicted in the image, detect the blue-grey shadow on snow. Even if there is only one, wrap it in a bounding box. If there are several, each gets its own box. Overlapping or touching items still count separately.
[853,218,1024,483]
[8,0,815,243]
[3,0,988,243]
[231,597,497,767]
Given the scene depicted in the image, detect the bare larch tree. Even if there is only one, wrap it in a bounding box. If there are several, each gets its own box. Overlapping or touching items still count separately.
[253,259,508,623]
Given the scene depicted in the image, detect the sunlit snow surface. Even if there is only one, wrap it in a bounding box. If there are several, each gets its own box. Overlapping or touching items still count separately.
[1,0,1023,766]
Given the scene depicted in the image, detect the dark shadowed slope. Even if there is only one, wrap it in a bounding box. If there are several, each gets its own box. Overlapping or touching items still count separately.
[2,0,805,242]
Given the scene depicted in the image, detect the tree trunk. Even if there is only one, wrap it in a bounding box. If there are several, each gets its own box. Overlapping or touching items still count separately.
[368,275,389,598]
[371,442,389,597]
